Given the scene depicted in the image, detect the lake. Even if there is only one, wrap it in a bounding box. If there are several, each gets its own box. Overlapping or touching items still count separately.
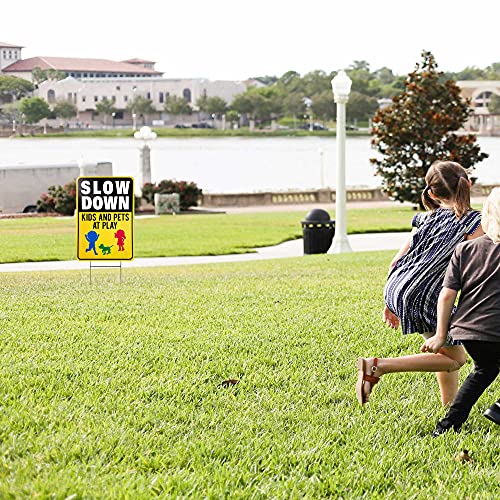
[0,136,498,193]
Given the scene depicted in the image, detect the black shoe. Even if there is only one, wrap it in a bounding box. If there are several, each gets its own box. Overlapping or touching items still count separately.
[483,402,500,425]
[431,420,461,438]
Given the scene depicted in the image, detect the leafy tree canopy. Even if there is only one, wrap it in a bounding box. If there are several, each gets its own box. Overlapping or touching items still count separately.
[18,96,51,124]
[0,75,34,102]
[126,96,155,115]
[164,95,191,115]
[32,67,67,85]
[371,51,488,206]
[196,96,227,116]
[53,99,78,120]
[95,98,117,116]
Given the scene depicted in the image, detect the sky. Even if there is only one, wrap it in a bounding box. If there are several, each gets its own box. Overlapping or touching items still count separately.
[3,0,499,81]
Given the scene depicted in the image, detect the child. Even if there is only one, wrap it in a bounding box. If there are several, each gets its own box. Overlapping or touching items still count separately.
[356,161,484,406]
[422,187,500,435]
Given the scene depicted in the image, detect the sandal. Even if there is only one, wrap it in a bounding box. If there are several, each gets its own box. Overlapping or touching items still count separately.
[356,357,380,406]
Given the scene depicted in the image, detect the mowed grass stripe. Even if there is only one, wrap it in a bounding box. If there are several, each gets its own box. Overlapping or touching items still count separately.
[0,253,498,497]
[0,206,416,263]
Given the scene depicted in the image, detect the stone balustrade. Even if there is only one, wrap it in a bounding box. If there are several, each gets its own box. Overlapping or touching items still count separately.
[200,184,498,208]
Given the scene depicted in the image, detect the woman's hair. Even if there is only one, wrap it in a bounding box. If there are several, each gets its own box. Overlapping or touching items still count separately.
[421,161,471,218]
[482,187,500,243]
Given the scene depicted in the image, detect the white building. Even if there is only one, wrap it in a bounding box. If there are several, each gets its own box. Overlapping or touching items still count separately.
[0,42,247,126]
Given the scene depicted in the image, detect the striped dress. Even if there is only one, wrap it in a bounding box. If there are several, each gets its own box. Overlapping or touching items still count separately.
[384,208,481,336]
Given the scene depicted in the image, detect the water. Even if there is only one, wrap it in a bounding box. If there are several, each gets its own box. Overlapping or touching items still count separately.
[0,136,498,193]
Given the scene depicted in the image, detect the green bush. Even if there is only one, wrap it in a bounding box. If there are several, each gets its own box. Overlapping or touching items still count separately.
[141,179,202,210]
[36,181,76,215]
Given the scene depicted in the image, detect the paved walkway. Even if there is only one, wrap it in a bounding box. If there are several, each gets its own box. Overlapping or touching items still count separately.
[0,232,410,273]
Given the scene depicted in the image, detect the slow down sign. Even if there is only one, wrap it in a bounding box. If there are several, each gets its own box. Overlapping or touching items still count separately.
[77,176,134,261]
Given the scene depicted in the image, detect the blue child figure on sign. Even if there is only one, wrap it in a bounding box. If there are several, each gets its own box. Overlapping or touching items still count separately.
[85,230,100,255]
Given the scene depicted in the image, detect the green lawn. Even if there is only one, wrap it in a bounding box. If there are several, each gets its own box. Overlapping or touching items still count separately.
[0,206,416,263]
[0,253,498,497]
[26,128,369,139]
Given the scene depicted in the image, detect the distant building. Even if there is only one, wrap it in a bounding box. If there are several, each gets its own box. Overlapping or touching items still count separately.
[0,42,247,126]
[0,41,23,72]
[457,80,500,135]
[36,76,246,125]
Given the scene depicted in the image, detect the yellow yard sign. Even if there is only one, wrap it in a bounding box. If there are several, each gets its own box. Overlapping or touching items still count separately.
[77,176,134,261]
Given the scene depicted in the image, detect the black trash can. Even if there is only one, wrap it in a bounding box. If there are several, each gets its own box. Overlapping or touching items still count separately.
[301,209,335,254]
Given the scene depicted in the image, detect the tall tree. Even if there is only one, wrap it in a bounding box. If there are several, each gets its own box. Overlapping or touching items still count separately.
[371,51,488,206]
[18,97,51,124]
[310,90,336,124]
[205,96,227,117]
[283,92,305,128]
[164,95,191,115]
[0,75,34,104]
[127,96,156,125]
[53,99,78,121]
[346,91,379,122]
[32,67,67,85]
[95,98,117,125]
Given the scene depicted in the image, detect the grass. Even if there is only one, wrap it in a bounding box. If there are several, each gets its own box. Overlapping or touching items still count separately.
[24,127,369,139]
[0,253,498,497]
[0,206,416,263]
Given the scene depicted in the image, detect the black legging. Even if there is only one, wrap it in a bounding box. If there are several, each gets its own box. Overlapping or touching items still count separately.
[440,340,500,428]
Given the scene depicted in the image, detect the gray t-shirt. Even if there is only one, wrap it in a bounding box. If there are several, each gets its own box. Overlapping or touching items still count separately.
[443,235,500,342]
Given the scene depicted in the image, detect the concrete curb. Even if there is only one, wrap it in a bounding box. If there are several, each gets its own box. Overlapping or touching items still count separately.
[0,232,410,273]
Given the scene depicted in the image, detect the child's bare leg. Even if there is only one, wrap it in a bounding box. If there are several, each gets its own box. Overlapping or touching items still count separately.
[359,349,466,404]
[372,352,463,375]
[435,345,467,406]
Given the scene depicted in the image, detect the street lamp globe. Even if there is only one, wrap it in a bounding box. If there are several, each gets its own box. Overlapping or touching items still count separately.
[134,125,157,142]
[331,70,352,101]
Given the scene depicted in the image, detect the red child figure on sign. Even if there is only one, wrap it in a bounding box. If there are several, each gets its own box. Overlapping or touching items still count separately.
[114,229,126,251]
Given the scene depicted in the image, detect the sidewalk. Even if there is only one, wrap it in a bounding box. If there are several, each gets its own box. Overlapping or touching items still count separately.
[0,232,410,273]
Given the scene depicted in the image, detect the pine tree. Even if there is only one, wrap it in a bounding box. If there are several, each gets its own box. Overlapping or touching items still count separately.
[371,51,488,206]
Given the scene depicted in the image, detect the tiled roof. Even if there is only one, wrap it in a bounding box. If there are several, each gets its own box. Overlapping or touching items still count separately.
[2,56,162,75]
[0,41,23,48]
[122,58,156,64]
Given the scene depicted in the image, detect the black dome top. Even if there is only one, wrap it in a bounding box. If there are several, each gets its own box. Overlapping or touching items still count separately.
[304,209,331,222]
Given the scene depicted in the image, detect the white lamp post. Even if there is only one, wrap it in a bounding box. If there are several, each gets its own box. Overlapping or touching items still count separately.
[77,156,97,177]
[330,70,352,253]
[134,125,157,196]
[303,97,313,131]
[132,113,137,131]
[318,147,325,188]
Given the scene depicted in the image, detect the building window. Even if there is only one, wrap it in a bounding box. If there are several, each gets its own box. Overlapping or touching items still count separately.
[112,96,116,103]
[83,73,88,77]
[82,96,86,102]
[116,86,120,91]
[159,92,164,103]
[183,88,192,102]
[124,95,128,102]
[47,89,56,104]
[165,92,170,97]
[94,96,98,102]
[475,91,493,108]
[146,92,151,99]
